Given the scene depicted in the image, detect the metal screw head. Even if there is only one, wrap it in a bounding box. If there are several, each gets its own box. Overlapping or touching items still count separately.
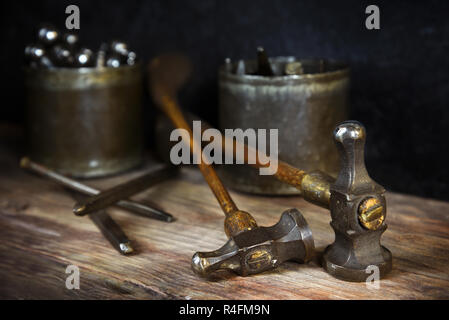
[53,44,71,58]
[63,33,79,47]
[37,25,59,45]
[285,61,304,75]
[52,44,74,66]
[358,197,385,230]
[74,48,94,67]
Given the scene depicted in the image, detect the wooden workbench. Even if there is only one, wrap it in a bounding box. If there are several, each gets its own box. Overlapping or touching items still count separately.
[0,125,448,299]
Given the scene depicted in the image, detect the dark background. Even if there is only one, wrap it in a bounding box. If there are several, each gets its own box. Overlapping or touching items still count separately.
[1,0,448,200]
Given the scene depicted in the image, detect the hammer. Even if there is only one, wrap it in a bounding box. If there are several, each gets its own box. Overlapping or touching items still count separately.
[148,54,315,277]
[238,120,392,282]
[181,107,392,282]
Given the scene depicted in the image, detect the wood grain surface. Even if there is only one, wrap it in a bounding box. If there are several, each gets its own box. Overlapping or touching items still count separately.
[0,125,448,299]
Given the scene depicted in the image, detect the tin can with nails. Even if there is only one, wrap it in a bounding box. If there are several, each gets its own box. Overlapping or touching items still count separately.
[218,57,350,195]
[25,64,144,178]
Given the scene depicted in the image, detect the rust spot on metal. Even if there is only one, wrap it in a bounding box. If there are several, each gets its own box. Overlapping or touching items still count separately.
[358,197,385,230]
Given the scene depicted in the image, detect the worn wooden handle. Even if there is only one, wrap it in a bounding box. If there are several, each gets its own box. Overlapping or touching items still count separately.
[160,95,239,216]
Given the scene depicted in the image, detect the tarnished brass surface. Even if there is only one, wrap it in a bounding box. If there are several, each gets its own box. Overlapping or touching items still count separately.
[25,64,143,178]
[300,171,334,208]
[219,57,349,195]
[24,65,140,90]
[223,210,257,238]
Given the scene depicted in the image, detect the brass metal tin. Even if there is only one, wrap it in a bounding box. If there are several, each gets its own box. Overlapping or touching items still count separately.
[25,64,143,178]
[218,57,350,195]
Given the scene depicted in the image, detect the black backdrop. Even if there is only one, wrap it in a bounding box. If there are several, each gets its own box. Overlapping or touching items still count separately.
[2,0,448,200]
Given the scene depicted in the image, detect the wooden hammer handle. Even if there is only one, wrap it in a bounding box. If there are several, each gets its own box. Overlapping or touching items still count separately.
[183,112,331,206]
[159,94,239,216]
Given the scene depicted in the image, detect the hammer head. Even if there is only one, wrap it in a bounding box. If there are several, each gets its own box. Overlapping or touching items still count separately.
[191,209,314,277]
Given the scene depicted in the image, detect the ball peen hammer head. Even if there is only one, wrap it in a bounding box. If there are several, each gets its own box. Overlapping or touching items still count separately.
[192,209,314,277]
[322,121,392,282]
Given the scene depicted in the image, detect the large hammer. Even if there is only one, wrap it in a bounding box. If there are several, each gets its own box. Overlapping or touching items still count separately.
[148,54,315,277]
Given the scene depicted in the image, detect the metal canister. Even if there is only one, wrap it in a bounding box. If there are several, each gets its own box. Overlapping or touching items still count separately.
[218,57,350,195]
[25,64,143,178]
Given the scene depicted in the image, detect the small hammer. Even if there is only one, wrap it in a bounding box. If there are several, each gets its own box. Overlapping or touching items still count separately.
[148,54,315,277]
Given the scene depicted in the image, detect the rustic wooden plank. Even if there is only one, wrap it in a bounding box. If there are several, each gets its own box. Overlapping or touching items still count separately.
[0,126,448,299]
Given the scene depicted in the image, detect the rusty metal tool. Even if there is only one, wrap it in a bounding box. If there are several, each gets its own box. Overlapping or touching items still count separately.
[148,53,314,277]
[20,157,175,222]
[186,114,392,282]
[322,121,391,281]
[262,121,391,281]
[70,191,134,255]
[73,165,177,216]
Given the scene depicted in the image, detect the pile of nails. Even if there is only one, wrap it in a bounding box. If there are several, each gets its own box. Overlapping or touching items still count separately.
[24,24,137,69]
